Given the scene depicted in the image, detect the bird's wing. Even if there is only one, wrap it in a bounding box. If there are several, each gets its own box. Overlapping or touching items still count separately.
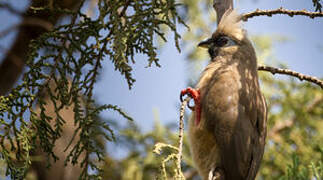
[246,93,267,180]
[203,70,267,180]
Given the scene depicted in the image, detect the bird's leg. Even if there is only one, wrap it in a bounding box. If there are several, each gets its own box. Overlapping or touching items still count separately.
[208,167,225,180]
[180,87,201,125]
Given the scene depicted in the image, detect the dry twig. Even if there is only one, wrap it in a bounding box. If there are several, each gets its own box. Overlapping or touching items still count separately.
[176,96,191,179]
[153,96,190,179]
[242,7,323,21]
[258,65,323,89]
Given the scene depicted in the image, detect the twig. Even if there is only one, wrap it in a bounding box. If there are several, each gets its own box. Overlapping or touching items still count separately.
[242,7,323,21]
[176,96,191,179]
[153,97,190,179]
[119,0,131,17]
[0,2,23,15]
[258,65,323,89]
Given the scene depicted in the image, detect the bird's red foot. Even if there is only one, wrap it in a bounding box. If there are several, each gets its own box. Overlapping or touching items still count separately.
[180,87,201,125]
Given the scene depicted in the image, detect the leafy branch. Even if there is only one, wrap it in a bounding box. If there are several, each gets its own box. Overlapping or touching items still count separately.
[0,0,187,179]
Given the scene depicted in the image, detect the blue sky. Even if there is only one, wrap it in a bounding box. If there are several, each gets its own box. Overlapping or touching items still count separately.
[0,0,322,162]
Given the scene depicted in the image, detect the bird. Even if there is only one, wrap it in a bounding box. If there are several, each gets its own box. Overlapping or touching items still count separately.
[180,10,267,180]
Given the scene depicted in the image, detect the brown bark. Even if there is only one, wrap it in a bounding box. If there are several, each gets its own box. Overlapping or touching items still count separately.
[0,1,82,179]
[31,80,83,180]
[0,0,79,95]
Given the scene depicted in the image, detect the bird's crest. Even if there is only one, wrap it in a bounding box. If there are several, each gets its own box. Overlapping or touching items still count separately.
[216,10,244,41]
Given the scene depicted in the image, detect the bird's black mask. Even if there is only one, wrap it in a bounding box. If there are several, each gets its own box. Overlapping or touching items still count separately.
[208,45,219,59]
[198,35,237,59]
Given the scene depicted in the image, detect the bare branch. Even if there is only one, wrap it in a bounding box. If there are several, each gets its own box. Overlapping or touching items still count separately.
[268,119,293,139]
[258,65,323,89]
[0,2,23,15]
[213,0,233,24]
[0,17,53,39]
[176,96,190,179]
[242,7,323,21]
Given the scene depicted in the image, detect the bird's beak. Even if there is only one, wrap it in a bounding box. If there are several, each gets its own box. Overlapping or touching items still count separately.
[198,38,213,48]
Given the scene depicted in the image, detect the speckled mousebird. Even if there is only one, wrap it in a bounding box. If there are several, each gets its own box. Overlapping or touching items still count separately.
[180,10,267,180]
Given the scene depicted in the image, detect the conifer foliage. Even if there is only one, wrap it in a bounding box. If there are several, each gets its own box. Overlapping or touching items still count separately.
[0,0,185,179]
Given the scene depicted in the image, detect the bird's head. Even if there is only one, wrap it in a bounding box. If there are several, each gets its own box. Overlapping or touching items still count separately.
[198,10,254,60]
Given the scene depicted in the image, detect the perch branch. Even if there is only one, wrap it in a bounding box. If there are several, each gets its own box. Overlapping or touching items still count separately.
[258,65,323,89]
[176,96,191,179]
[242,7,323,21]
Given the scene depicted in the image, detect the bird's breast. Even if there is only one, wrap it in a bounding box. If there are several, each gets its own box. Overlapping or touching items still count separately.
[188,113,221,180]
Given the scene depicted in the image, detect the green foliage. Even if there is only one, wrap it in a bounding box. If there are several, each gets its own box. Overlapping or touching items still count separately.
[279,153,323,180]
[101,118,193,180]
[1,0,322,179]
[259,75,322,179]
[252,34,323,179]
[0,0,185,179]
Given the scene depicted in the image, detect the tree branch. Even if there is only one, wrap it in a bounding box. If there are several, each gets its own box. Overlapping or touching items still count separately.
[176,96,190,179]
[258,65,323,89]
[0,17,53,39]
[242,7,323,21]
[0,0,79,95]
[0,2,23,15]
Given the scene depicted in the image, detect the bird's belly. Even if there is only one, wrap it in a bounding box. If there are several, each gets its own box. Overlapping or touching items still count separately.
[188,113,221,180]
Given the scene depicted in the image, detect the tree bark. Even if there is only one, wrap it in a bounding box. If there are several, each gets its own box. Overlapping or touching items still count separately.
[0,1,82,180]
[31,80,83,180]
[0,0,79,95]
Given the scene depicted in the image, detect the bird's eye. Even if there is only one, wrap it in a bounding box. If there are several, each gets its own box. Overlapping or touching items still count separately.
[215,36,236,47]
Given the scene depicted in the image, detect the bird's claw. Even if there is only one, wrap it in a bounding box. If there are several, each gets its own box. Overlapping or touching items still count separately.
[187,100,195,110]
[208,167,225,180]
[180,87,200,111]
[180,87,202,125]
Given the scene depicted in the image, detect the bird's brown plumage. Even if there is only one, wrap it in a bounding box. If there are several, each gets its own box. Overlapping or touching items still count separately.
[188,10,267,180]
